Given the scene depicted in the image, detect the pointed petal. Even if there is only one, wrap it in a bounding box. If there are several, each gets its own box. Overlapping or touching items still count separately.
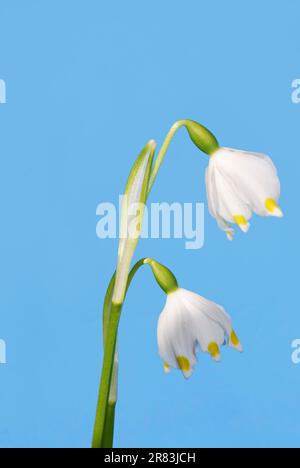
[157,290,197,376]
[180,289,233,339]
[233,215,250,233]
[265,198,283,218]
[176,355,193,379]
[229,330,243,352]
[213,165,252,225]
[215,148,281,217]
[208,342,221,362]
[206,164,234,236]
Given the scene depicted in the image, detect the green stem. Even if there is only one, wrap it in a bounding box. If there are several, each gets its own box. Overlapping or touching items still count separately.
[92,259,146,449]
[93,118,218,448]
[100,403,116,448]
[103,273,116,342]
[148,118,219,192]
[92,302,121,449]
[103,259,146,341]
[148,120,187,192]
[94,120,194,448]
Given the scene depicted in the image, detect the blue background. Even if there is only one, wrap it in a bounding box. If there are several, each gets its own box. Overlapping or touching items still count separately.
[0,0,298,448]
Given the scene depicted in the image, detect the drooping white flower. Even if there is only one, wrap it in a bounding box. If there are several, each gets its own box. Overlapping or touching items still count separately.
[157,288,242,379]
[205,147,283,239]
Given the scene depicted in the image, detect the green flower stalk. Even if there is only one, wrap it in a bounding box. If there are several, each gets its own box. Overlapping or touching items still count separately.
[92,138,155,449]
[92,119,219,449]
[92,118,283,448]
[113,140,156,305]
[148,119,219,191]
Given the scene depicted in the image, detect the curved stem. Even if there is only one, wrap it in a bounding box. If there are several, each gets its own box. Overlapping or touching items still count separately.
[94,121,191,449]
[103,259,146,341]
[92,259,146,449]
[92,301,121,449]
[93,118,216,448]
[148,119,188,192]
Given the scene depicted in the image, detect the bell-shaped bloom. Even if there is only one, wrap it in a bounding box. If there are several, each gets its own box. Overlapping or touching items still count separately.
[205,147,283,239]
[157,288,242,379]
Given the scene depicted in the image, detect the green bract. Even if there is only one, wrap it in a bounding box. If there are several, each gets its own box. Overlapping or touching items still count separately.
[144,259,178,295]
[113,140,156,305]
[185,119,220,156]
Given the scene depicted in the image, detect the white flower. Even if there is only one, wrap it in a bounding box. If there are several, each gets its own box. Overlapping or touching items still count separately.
[157,288,242,379]
[206,147,283,239]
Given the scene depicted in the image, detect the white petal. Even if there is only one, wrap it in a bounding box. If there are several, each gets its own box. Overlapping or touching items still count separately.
[206,166,235,238]
[233,340,243,353]
[214,148,281,217]
[177,290,225,355]
[226,229,235,241]
[205,164,218,220]
[195,313,225,353]
[179,289,233,338]
[184,290,244,355]
[157,306,178,369]
[213,165,252,225]
[271,206,283,218]
[169,298,197,375]
[157,291,196,378]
